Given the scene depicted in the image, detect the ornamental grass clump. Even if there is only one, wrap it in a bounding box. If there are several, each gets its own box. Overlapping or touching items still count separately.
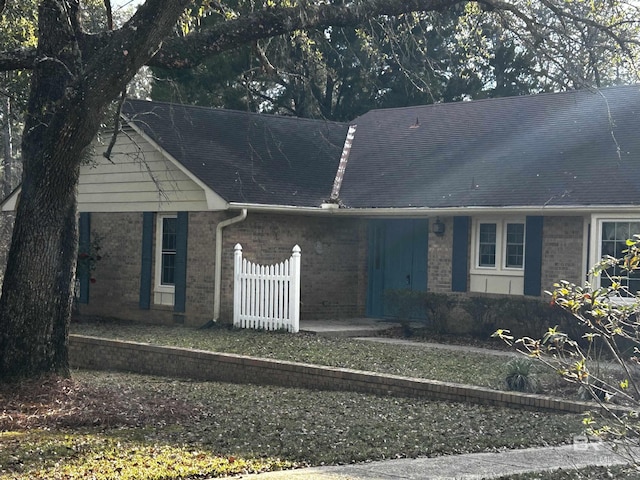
[503,358,539,393]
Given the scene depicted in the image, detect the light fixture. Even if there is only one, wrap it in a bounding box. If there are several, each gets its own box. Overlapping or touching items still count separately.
[432,217,445,236]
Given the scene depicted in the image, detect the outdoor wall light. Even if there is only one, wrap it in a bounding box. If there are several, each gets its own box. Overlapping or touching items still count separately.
[432,217,445,236]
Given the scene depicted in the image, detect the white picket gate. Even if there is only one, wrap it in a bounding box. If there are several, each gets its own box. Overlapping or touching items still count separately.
[233,244,301,333]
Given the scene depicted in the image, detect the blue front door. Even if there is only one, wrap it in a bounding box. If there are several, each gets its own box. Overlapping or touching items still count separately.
[367,219,428,318]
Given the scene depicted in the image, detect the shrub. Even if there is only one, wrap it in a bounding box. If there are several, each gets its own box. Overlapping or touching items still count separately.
[382,289,577,340]
[503,358,539,393]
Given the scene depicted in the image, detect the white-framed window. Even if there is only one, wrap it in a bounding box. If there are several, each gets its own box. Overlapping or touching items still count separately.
[590,215,640,295]
[470,217,525,295]
[472,218,526,272]
[154,214,177,306]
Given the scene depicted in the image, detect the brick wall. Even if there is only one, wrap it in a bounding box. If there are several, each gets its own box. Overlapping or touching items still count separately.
[80,211,368,325]
[184,211,221,323]
[541,216,586,294]
[69,334,597,414]
[427,217,454,292]
[219,213,368,320]
[78,212,162,322]
[76,211,587,326]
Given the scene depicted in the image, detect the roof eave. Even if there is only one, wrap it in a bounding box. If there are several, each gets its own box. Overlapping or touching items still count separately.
[229,202,640,216]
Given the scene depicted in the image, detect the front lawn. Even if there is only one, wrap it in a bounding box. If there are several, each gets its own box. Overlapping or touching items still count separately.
[0,370,583,479]
[0,319,603,478]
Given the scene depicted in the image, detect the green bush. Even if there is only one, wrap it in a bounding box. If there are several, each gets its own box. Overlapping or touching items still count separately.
[503,358,539,393]
[382,290,578,340]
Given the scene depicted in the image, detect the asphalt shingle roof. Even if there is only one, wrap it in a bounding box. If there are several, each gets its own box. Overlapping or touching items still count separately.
[122,100,349,207]
[340,84,640,209]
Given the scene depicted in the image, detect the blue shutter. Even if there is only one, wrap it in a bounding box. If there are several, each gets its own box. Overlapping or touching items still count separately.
[451,216,470,292]
[174,212,189,313]
[139,212,154,309]
[78,212,91,304]
[524,216,544,296]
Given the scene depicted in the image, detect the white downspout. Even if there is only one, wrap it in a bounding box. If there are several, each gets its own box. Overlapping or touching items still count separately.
[213,209,247,322]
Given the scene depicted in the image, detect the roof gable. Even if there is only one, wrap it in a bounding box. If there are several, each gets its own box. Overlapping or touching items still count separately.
[340,85,640,208]
[122,100,349,208]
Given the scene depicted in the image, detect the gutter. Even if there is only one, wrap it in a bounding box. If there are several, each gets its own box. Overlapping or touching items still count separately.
[204,208,247,327]
[227,203,640,217]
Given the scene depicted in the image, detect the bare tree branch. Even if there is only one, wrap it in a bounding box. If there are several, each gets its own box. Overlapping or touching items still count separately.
[1,0,638,77]
[0,48,37,71]
[148,0,464,69]
[535,0,638,54]
[103,89,126,161]
[105,0,113,31]
[0,0,465,72]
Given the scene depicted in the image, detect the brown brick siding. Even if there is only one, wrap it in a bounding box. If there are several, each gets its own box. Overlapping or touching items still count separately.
[427,217,454,292]
[541,216,586,295]
[184,211,220,323]
[219,213,368,321]
[78,213,158,322]
[80,211,367,325]
[77,212,587,326]
[69,334,595,414]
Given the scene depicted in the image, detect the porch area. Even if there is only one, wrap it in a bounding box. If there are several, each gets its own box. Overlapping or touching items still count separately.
[299,317,401,337]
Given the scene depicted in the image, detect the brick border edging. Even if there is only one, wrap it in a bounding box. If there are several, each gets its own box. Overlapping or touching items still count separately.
[69,334,593,414]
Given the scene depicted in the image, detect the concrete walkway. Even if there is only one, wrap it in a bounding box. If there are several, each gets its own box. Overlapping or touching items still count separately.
[354,337,517,358]
[232,443,632,479]
[300,318,516,358]
[300,318,401,338]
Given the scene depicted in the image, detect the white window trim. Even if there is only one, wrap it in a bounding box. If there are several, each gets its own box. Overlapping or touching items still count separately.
[154,213,176,304]
[470,217,526,276]
[589,214,640,290]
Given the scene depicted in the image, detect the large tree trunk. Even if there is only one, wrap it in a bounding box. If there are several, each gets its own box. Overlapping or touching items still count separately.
[0,0,192,381]
[0,0,95,380]
[0,169,79,379]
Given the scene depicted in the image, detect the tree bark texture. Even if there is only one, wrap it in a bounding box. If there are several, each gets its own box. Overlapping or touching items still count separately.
[0,0,84,380]
[0,0,190,381]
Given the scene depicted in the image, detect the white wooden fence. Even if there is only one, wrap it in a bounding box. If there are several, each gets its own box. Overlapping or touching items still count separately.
[233,243,301,333]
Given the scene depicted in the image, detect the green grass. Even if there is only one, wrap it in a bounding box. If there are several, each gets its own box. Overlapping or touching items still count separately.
[0,319,595,479]
[1,370,584,479]
[72,320,563,391]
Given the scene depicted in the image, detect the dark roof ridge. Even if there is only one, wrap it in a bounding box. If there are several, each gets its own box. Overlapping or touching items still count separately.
[353,83,640,120]
[125,97,350,127]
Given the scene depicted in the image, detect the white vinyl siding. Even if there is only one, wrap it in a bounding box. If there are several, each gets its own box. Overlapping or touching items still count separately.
[78,129,209,212]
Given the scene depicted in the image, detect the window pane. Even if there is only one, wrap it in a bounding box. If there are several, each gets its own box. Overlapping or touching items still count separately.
[505,223,524,268]
[161,217,177,286]
[602,222,616,241]
[162,218,177,251]
[161,253,175,285]
[601,221,640,295]
[479,223,496,267]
